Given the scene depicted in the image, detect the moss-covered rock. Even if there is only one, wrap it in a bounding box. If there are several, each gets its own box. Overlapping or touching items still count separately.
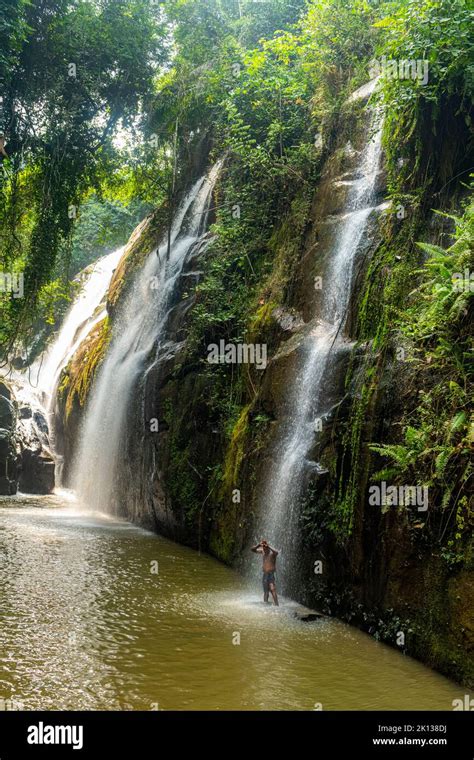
[56,318,111,483]
[108,211,168,315]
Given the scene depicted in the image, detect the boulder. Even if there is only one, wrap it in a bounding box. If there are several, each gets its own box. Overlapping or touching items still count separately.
[291,606,325,622]
[0,383,56,496]
[18,449,55,494]
[0,380,12,400]
[15,401,55,495]
[33,410,49,435]
[0,476,17,496]
[0,428,12,460]
[0,394,15,429]
[0,426,18,495]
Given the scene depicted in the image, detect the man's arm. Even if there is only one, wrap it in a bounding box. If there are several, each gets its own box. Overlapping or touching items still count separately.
[251,543,263,553]
[268,545,279,556]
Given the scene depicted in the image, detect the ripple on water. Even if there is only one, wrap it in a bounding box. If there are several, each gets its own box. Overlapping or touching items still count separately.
[0,497,464,710]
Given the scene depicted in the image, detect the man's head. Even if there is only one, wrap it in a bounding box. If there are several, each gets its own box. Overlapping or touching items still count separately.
[260,539,269,553]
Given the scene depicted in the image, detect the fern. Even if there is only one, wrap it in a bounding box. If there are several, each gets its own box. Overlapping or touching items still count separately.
[371,467,400,481]
[441,488,452,510]
[369,443,413,469]
[435,448,451,479]
[448,411,467,439]
[416,242,450,259]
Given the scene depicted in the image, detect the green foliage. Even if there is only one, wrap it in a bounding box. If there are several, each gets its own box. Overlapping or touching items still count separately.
[68,196,151,275]
[375,0,473,110]
[368,197,473,553]
[59,317,111,420]
[221,403,251,493]
[0,0,164,356]
[376,0,473,196]
[301,0,377,111]
[0,0,29,82]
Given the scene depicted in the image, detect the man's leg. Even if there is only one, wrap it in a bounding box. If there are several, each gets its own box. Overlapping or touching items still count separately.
[269,582,279,606]
[263,575,270,603]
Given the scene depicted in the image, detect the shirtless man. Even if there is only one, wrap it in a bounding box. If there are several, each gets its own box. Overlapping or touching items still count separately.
[251,539,279,606]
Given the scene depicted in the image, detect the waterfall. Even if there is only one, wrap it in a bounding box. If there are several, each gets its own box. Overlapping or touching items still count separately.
[256,112,384,595]
[9,248,123,481]
[34,247,124,408]
[72,164,220,514]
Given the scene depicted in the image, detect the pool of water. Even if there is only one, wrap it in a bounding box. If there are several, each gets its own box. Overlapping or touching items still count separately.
[0,493,462,710]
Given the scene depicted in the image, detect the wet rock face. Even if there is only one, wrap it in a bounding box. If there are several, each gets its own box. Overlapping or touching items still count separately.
[18,449,55,494]
[0,394,15,430]
[16,405,55,494]
[0,381,18,495]
[0,378,55,496]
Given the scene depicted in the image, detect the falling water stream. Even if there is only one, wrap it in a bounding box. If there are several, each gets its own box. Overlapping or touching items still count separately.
[72,166,220,513]
[257,114,386,592]
[35,247,125,406]
[0,149,463,711]
[8,246,124,462]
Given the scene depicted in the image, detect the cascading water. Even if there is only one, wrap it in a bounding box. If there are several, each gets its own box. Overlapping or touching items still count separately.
[72,164,220,514]
[34,247,124,407]
[8,248,124,488]
[256,111,384,595]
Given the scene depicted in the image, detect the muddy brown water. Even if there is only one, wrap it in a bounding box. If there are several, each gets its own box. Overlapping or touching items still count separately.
[0,494,462,710]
